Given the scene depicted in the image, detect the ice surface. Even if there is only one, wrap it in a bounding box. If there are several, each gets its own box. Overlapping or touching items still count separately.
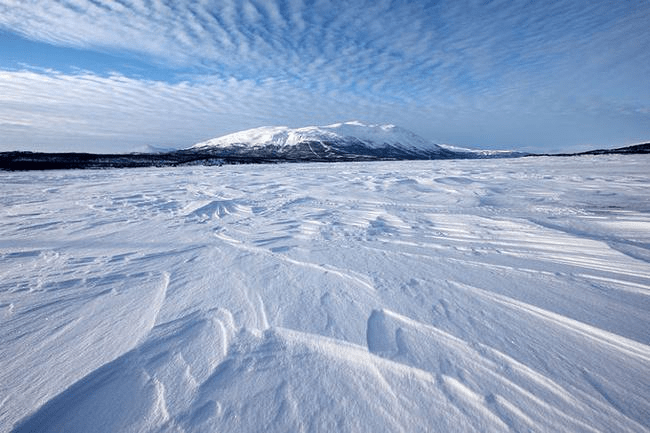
[1,155,649,432]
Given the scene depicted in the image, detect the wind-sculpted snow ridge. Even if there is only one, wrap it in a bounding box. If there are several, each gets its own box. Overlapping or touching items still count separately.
[191,121,458,160]
[2,155,650,432]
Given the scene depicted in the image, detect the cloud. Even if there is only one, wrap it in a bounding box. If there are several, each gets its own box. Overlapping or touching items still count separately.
[2,1,646,94]
[0,0,648,151]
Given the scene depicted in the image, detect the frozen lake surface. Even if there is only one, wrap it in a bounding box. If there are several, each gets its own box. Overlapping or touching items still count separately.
[1,156,649,432]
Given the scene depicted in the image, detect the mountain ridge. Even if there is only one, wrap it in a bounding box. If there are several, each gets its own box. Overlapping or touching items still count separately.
[191,121,453,160]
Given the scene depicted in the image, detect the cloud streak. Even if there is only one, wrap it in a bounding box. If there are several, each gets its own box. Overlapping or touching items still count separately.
[0,0,648,151]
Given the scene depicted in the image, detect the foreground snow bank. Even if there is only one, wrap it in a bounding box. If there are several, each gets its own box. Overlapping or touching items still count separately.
[1,156,649,432]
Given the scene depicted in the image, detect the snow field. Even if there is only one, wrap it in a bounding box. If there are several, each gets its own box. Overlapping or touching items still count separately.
[1,155,649,432]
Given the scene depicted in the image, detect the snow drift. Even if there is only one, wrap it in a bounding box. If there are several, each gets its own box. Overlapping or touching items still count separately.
[1,155,650,432]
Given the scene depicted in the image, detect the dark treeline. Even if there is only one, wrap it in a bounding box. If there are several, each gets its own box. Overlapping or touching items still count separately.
[0,149,382,171]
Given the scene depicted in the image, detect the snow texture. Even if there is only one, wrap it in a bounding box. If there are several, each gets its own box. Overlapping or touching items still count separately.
[1,155,650,432]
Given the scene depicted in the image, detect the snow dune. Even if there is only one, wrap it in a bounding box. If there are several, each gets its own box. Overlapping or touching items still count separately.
[1,155,649,432]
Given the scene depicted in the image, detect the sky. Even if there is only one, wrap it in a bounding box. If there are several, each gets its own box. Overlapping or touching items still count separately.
[0,0,649,153]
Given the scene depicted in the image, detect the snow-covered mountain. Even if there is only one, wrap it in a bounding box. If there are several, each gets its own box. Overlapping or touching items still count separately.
[191,121,455,161]
[437,143,530,158]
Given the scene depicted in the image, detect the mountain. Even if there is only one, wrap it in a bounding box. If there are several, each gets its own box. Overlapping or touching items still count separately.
[437,143,530,159]
[190,121,456,161]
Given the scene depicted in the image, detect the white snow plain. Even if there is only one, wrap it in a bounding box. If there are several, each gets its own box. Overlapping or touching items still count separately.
[1,155,649,433]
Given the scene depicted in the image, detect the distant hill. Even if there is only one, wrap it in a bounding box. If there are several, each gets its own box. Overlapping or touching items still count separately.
[577,142,650,155]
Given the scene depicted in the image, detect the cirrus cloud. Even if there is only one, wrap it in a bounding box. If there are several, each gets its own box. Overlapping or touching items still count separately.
[0,0,648,151]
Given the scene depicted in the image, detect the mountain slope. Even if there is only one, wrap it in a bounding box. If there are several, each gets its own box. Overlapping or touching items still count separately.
[578,142,650,155]
[438,144,531,158]
[191,121,455,161]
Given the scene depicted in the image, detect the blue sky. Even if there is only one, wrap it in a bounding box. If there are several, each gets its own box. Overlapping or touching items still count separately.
[0,0,648,153]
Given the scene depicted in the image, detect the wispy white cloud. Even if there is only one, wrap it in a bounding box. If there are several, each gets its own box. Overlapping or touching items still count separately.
[2,1,645,92]
[0,0,648,150]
